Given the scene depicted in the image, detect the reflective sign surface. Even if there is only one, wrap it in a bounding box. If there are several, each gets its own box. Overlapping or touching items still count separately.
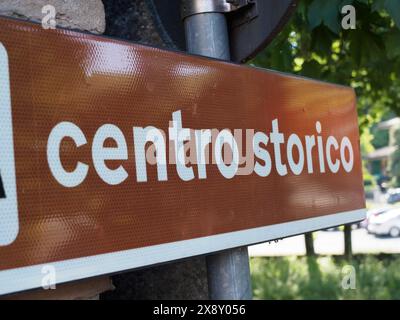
[0,17,365,294]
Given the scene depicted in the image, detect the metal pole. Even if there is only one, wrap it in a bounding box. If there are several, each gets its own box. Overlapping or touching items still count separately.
[184,12,230,60]
[183,5,253,300]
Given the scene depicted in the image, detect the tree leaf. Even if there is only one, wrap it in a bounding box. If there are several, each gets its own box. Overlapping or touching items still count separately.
[307,0,323,29]
[349,29,363,66]
[340,0,354,8]
[384,31,400,59]
[301,60,322,78]
[307,0,342,34]
[385,0,400,28]
[372,0,386,11]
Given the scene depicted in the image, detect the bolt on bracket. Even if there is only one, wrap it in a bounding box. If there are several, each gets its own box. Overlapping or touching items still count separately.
[181,0,257,20]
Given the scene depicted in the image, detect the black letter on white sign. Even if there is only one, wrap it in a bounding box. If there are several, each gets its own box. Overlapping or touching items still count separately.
[0,172,5,198]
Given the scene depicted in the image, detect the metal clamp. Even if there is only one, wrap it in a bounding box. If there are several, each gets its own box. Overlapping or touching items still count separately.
[181,0,256,19]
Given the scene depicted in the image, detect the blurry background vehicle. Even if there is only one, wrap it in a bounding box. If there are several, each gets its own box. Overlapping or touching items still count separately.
[386,188,400,204]
[367,208,400,237]
[360,206,391,229]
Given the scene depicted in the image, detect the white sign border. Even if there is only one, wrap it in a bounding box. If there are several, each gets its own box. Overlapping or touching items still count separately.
[0,208,365,295]
[0,42,19,246]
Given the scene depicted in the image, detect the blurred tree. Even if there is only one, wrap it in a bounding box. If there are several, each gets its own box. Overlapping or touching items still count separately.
[370,111,395,149]
[371,128,389,149]
[344,224,353,259]
[305,232,315,256]
[388,128,400,186]
[360,126,375,154]
[251,0,400,130]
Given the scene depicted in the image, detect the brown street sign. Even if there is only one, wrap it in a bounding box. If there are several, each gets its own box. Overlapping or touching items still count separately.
[0,16,365,294]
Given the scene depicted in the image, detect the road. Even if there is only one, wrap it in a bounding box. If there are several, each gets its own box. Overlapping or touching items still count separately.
[249,228,400,256]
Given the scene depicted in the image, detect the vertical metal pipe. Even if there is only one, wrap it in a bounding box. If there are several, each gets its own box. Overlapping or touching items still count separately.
[206,247,252,300]
[183,10,253,300]
[184,13,230,60]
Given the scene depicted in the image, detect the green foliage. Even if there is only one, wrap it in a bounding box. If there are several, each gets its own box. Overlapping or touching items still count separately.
[251,0,400,129]
[251,255,400,299]
[388,128,400,185]
[360,127,374,154]
[359,127,376,194]
[371,127,389,149]
[382,0,400,28]
[363,163,376,197]
[307,0,343,34]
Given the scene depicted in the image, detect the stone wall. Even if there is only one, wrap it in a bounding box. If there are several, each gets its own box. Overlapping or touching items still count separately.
[0,0,105,34]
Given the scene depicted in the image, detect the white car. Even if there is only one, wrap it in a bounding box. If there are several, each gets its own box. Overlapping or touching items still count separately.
[367,209,400,237]
[360,206,391,229]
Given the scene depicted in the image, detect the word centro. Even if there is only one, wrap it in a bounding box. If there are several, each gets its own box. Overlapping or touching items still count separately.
[46,110,355,187]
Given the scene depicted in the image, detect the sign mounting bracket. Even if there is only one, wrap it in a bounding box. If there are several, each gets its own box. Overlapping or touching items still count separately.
[181,0,258,23]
